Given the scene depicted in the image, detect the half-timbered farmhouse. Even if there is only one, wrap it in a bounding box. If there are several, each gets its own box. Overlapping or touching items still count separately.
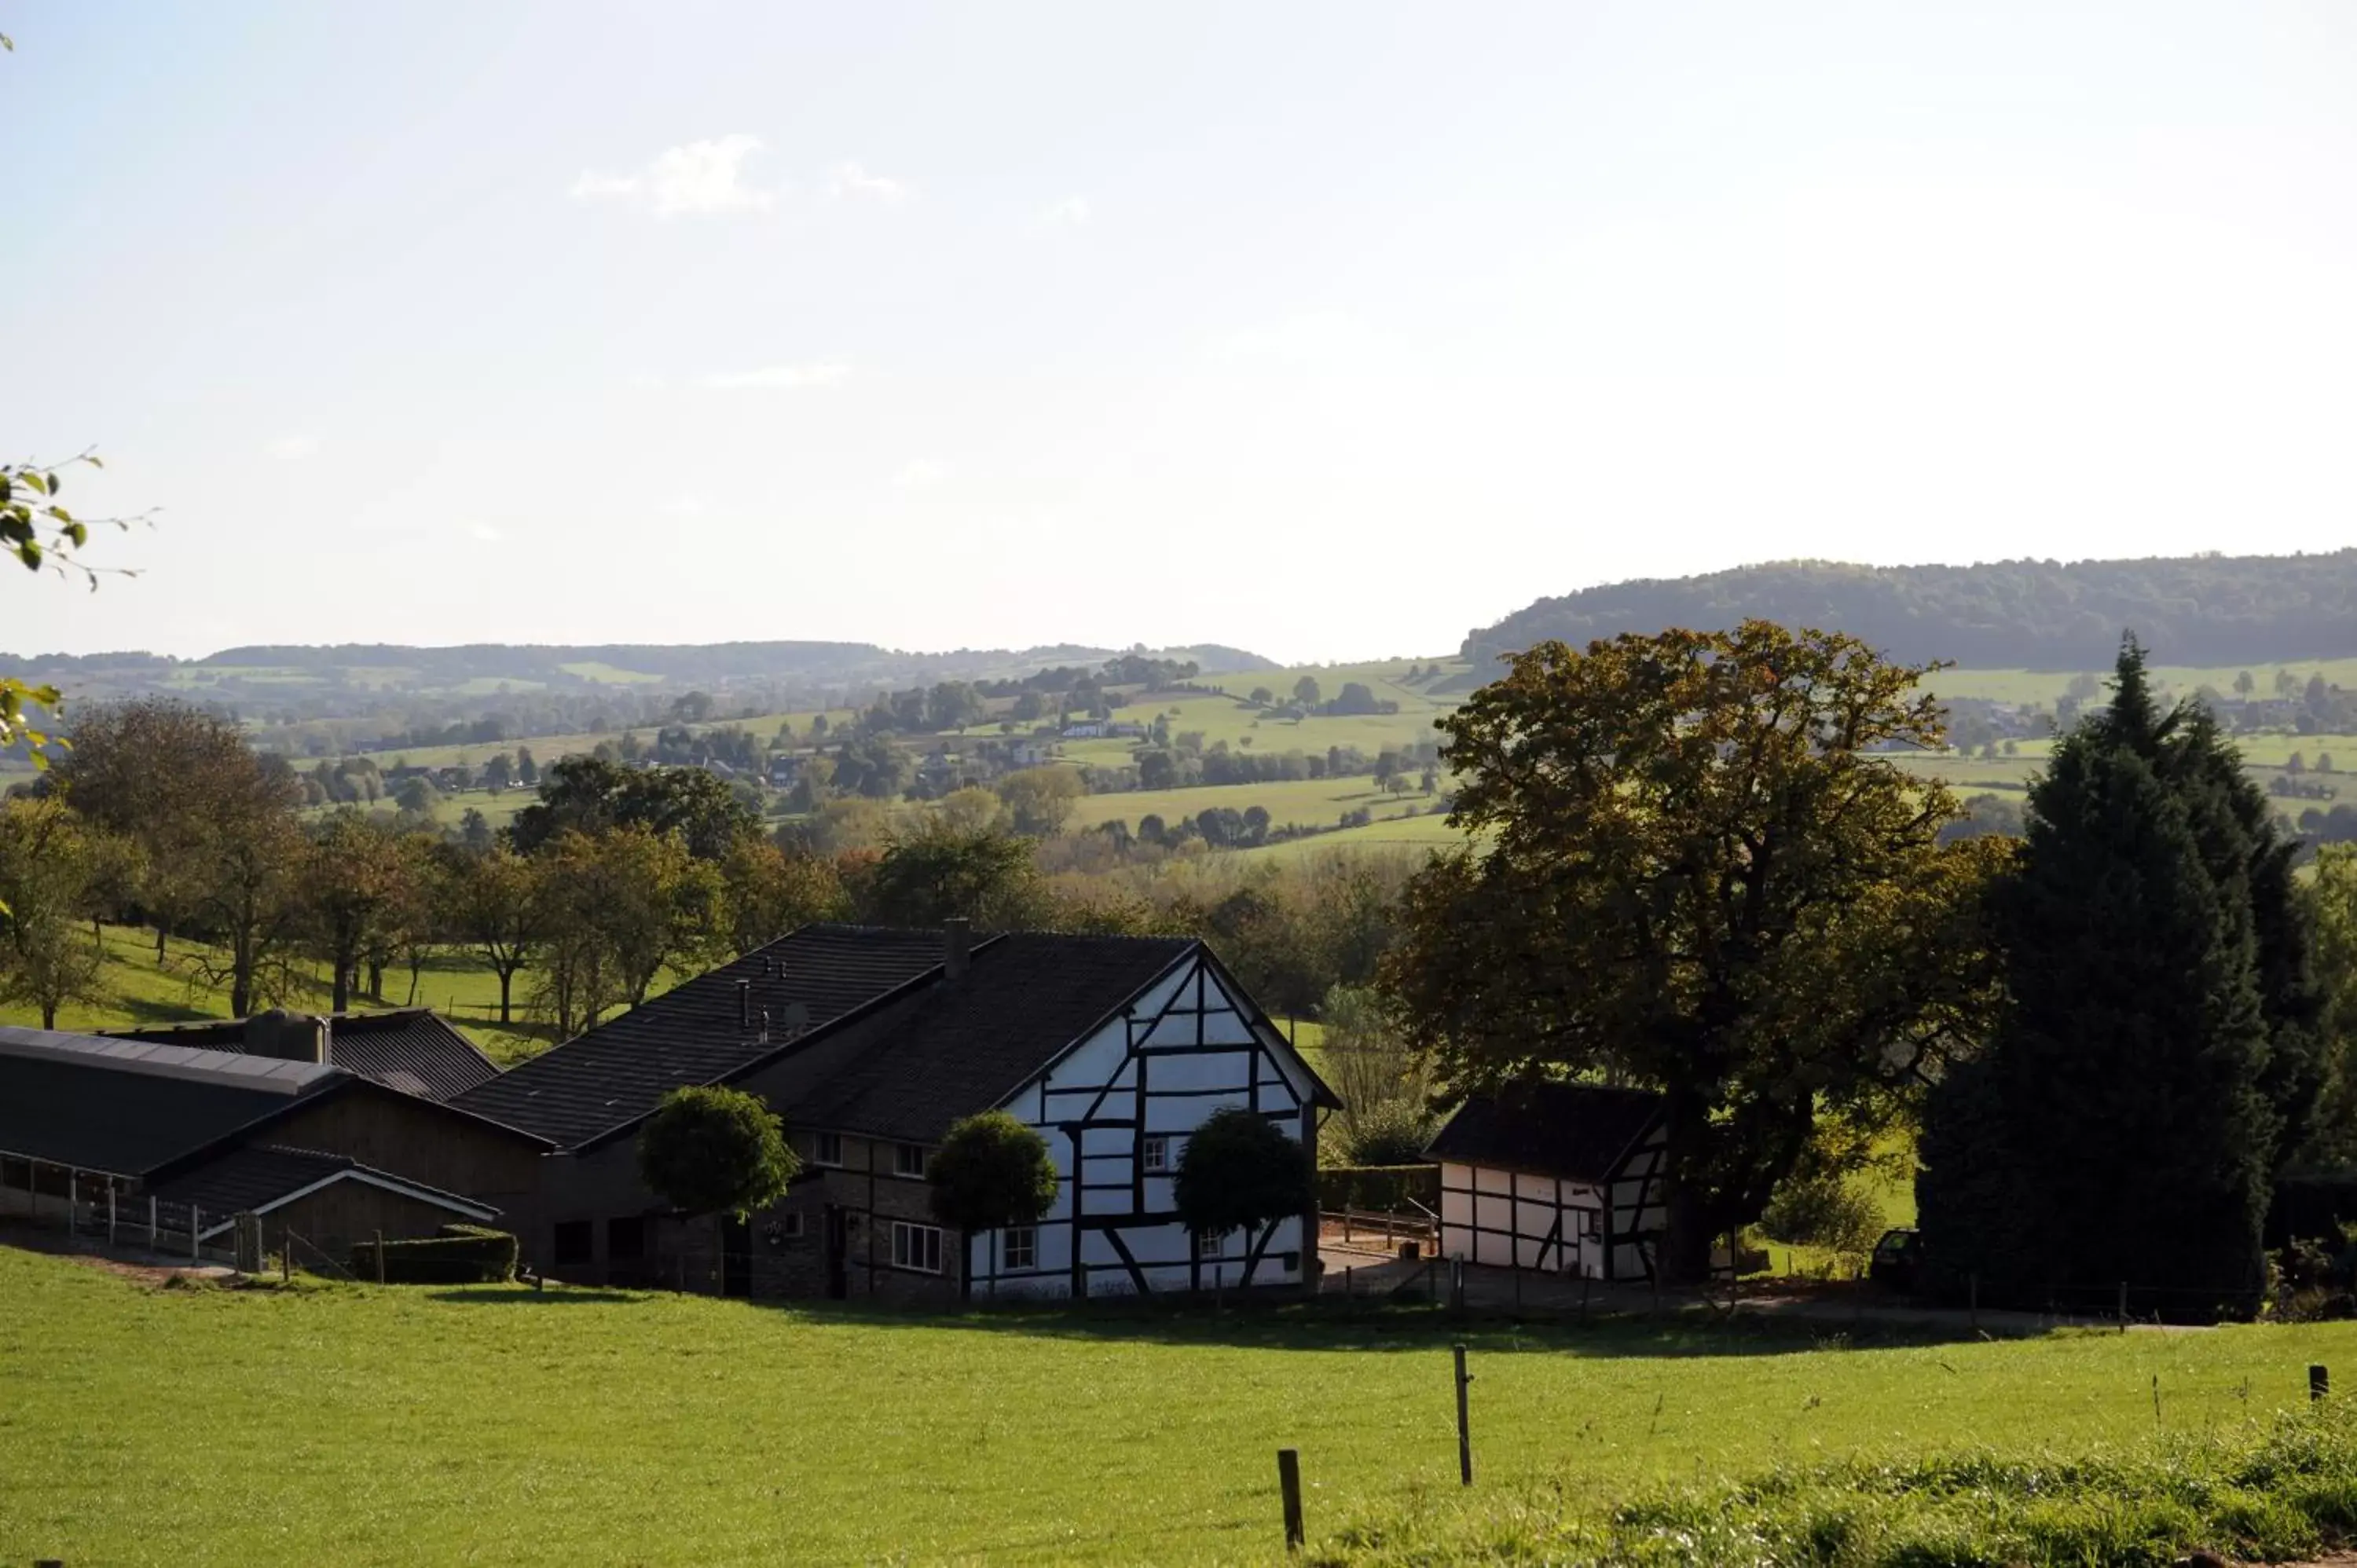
[459,922,1338,1302]
[1426,1082,1666,1280]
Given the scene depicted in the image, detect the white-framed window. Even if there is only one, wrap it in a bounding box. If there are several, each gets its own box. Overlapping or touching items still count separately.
[1003,1225,1036,1271]
[812,1131,842,1167]
[1142,1135,1170,1173]
[894,1143,929,1178]
[1194,1229,1230,1261]
[778,1211,806,1239]
[892,1221,944,1274]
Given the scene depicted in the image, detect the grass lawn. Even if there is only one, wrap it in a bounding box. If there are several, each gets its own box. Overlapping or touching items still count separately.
[8,1247,2357,1566]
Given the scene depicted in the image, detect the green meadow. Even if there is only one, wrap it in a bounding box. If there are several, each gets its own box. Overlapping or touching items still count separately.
[8,1246,2357,1566]
[0,924,567,1064]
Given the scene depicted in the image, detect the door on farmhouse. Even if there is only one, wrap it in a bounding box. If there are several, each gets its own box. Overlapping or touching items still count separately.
[721,1214,752,1297]
[823,1205,849,1299]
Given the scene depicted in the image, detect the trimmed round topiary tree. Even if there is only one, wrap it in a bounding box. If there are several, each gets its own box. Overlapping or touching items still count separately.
[929,1110,1059,1300]
[1174,1107,1314,1299]
[639,1085,798,1222]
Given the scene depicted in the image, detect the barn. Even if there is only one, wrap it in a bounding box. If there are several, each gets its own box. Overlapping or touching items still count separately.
[461,921,1340,1302]
[1425,1082,1667,1280]
[0,1023,549,1262]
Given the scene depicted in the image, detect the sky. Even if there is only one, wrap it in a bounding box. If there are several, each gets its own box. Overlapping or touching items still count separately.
[6,2,2356,665]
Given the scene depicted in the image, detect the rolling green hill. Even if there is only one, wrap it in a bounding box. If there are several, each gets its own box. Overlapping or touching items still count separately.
[1468,550,2357,670]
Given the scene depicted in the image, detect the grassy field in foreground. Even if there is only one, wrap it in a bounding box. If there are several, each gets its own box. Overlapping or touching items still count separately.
[7,1247,2357,1566]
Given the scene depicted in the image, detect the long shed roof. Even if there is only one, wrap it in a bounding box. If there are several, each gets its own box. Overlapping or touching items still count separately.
[105,1009,500,1102]
[0,1035,337,1176]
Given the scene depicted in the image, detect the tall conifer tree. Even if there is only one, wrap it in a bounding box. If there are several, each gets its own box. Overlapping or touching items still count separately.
[1920,638,2275,1309]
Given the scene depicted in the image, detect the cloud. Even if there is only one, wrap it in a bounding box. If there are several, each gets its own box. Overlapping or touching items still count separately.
[572,135,777,217]
[1042,195,1091,228]
[823,160,911,204]
[469,522,505,544]
[1203,310,1387,365]
[702,362,852,391]
[264,436,317,461]
[892,459,945,490]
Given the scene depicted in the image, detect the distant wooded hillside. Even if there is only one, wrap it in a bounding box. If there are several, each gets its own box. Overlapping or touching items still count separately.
[1466,551,2357,670]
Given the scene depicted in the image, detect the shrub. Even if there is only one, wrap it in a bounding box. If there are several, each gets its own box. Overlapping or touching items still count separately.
[348,1224,517,1285]
[1335,1099,1435,1167]
[1760,1167,1883,1255]
[1314,1164,1439,1214]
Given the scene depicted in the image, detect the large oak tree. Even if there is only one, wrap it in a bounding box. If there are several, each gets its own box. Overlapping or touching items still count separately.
[1382,621,2000,1283]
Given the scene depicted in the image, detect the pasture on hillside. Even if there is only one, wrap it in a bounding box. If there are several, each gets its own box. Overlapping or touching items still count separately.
[0,924,574,1065]
[1069,776,1446,838]
[7,1246,2357,1566]
[1916,656,2357,709]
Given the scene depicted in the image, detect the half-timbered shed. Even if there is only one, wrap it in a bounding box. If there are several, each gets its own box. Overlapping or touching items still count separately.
[1424,1082,1667,1280]
[463,922,1338,1302]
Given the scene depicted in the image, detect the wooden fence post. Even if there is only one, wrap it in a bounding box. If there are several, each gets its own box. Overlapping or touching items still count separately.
[108,1184,117,1246]
[148,1193,157,1247]
[189,1205,201,1263]
[1453,1343,1475,1486]
[1277,1448,1304,1550]
[2312,1364,2330,1401]
[375,1229,386,1286]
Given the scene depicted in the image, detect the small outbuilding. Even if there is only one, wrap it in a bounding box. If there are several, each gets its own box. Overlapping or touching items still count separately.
[1424,1082,1667,1280]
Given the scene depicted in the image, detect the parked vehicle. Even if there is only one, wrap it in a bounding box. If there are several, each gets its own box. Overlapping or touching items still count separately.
[1868,1227,1921,1292]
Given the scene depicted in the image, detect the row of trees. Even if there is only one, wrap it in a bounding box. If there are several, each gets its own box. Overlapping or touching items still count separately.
[0,695,1417,1039]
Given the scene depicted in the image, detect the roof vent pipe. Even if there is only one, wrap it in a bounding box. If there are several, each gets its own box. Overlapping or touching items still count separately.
[737,978,751,1031]
[944,917,971,980]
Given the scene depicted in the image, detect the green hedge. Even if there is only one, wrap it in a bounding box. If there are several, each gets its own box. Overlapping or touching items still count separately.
[348,1224,518,1284]
[1317,1164,1439,1214]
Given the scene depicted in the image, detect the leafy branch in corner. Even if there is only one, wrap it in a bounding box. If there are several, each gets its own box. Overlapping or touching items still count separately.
[1,450,151,756]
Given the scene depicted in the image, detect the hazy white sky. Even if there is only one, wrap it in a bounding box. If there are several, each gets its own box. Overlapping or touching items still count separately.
[7,2,2355,663]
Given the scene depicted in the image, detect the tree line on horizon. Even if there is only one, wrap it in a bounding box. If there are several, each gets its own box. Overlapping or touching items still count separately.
[1467,551,2357,672]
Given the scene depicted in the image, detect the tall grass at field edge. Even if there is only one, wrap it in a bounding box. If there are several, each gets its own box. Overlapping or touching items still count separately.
[1312,1403,2357,1566]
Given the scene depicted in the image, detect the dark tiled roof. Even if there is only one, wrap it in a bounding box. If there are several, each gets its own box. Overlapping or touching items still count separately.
[788,932,1197,1144]
[153,1144,498,1221]
[104,1009,500,1103]
[1424,1082,1664,1181]
[454,925,948,1147]
[0,1046,335,1176]
[317,1013,500,1101]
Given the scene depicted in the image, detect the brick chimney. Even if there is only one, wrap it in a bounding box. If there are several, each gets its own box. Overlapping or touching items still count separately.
[944,917,971,980]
